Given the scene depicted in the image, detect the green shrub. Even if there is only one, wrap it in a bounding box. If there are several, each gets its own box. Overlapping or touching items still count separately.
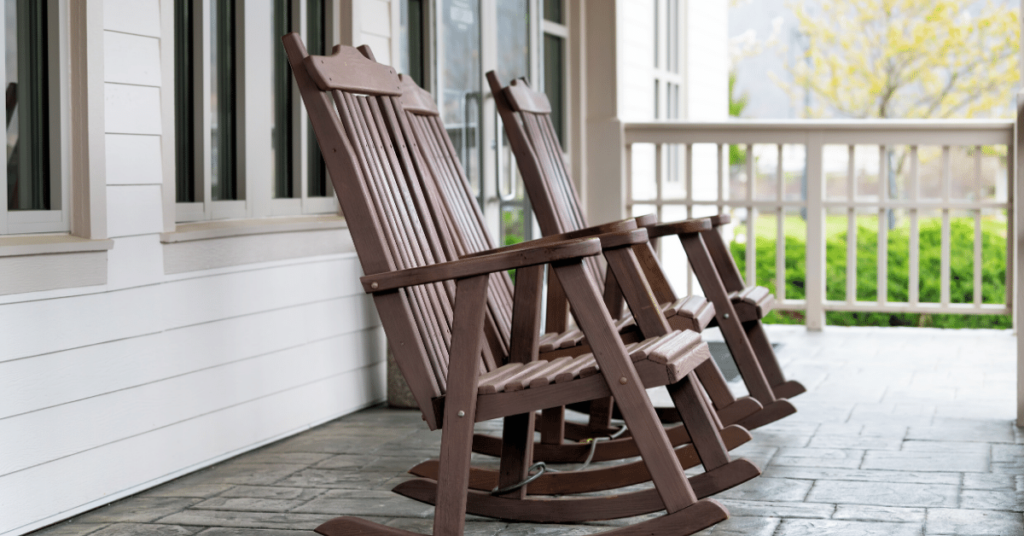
[730,217,1010,329]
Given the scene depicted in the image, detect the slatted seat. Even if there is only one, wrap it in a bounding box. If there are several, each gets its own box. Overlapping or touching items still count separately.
[487,72,806,429]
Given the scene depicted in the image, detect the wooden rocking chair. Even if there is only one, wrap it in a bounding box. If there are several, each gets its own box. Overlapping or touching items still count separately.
[370,61,757,471]
[342,49,758,502]
[284,35,755,534]
[487,73,805,431]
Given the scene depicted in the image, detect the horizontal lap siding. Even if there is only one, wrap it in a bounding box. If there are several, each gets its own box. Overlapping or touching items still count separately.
[0,2,390,533]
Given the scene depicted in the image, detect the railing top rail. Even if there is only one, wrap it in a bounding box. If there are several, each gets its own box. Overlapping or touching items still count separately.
[623,119,1015,132]
[623,119,1014,147]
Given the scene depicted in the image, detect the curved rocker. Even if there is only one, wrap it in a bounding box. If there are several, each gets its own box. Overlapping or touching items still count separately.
[411,426,753,495]
[315,498,728,536]
[565,394,764,429]
[394,459,755,522]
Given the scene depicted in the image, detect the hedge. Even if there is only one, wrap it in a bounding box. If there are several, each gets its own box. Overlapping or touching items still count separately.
[729,217,1011,328]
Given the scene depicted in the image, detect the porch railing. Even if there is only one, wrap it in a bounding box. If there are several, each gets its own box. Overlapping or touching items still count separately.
[622,119,1016,330]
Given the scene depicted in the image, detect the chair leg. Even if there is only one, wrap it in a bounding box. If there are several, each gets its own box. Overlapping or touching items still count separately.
[538,407,565,445]
[496,412,536,499]
[668,373,730,471]
[433,275,490,536]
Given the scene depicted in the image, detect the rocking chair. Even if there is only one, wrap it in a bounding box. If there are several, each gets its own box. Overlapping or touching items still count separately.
[487,72,805,431]
[284,35,756,535]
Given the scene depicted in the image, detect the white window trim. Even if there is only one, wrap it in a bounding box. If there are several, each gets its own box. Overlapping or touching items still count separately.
[172,0,340,225]
[0,0,71,235]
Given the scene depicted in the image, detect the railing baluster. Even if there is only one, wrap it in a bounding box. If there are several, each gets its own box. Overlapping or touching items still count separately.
[974,145,983,307]
[776,144,786,302]
[717,143,725,215]
[746,144,756,288]
[941,146,952,306]
[686,143,694,296]
[909,146,920,306]
[655,143,664,225]
[846,145,857,304]
[878,145,888,305]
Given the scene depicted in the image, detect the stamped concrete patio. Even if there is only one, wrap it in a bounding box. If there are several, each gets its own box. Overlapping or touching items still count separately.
[32,325,1023,536]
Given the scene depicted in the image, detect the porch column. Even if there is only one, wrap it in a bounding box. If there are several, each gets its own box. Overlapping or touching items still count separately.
[581,0,626,225]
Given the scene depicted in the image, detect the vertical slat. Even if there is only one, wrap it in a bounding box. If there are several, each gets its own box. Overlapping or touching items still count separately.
[941,146,952,306]
[775,144,786,302]
[745,144,756,287]
[846,145,857,303]
[685,143,694,295]
[625,143,633,216]
[717,143,725,215]
[805,134,826,330]
[909,146,920,306]
[877,146,888,305]
[655,143,664,224]
[974,145,983,307]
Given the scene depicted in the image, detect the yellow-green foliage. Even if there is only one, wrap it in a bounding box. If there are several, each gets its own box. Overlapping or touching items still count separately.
[784,0,1020,119]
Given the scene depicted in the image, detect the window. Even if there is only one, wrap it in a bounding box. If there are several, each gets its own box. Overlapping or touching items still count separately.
[174,0,338,223]
[1,0,67,235]
[654,0,682,182]
[399,0,427,88]
[542,0,566,144]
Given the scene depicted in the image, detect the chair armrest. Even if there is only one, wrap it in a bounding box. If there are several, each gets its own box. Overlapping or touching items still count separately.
[461,218,638,259]
[709,214,730,227]
[642,217,712,239]
[361,237,602,293]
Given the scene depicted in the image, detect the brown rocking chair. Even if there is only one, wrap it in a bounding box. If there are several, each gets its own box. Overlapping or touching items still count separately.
[284,35,755,534]
[344,49,758,501]
[487,72,804,431]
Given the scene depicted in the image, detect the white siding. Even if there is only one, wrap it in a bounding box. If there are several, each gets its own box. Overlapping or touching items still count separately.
[0,2,393,535]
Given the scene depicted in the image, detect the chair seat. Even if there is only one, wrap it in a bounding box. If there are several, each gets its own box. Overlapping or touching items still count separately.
[728,286,774,321]
[480,330,711,395]
[537,296,715,353]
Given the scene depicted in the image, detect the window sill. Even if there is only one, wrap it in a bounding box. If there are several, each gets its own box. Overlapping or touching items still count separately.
[0,234,114,257]
[161,215,347,243]
[160,215,353,274]
[0,235,112,296]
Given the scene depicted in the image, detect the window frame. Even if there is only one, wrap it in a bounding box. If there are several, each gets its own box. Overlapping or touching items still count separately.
[0,0,71,235]
[173,0,339,224]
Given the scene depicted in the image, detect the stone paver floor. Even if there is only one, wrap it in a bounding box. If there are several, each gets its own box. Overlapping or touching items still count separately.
[33,326,1023,536]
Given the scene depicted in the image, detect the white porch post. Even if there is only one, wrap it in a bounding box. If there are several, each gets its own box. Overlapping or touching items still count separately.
[581,0,625,225]
[1016,91,1024,427]
[804,133,826,331]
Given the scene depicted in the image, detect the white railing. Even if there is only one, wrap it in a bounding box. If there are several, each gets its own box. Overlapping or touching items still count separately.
[623,119,1016,330]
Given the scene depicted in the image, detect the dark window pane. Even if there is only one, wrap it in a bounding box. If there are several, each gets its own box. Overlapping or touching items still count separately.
[306,0,327,197]
[543,33,564,144]
[401,0,425,87]
[211,0,237,201]
[543,0,562,24]
[7,0,50,211]
[174,0,195,203]
[272,0,292,198]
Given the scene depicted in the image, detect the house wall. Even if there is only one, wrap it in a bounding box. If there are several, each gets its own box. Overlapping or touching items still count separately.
[0,2,393,535]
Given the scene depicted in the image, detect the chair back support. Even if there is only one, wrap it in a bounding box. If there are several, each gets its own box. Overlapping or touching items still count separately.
[284,35,490,429]
[486,74,604,286]
[395,74,516,357]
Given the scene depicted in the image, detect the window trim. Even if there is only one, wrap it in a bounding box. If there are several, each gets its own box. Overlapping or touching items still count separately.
[1,0,72,236]
[172,0,340,225]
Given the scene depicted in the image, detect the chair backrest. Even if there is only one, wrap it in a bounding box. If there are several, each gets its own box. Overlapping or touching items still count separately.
[486,74,590,237]
[283,35,498,429]
[394,74,516,357]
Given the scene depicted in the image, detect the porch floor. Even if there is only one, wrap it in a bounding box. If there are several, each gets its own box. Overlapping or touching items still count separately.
[34,325,1023,536]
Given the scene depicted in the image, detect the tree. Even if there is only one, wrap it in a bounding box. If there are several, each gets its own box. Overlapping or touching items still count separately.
[729,71,749,166]
[783,0,1019,119]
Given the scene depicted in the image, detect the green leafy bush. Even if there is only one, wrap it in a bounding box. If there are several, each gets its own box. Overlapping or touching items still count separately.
[730,217,1010,328]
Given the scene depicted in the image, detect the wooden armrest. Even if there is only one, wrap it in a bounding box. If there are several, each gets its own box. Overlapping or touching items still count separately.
[598,228,650,249]
[461,218,638,259]
[361,237,602,293]
[643,218,712,239]
[633,213,658,227]
[709,214,730,227]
